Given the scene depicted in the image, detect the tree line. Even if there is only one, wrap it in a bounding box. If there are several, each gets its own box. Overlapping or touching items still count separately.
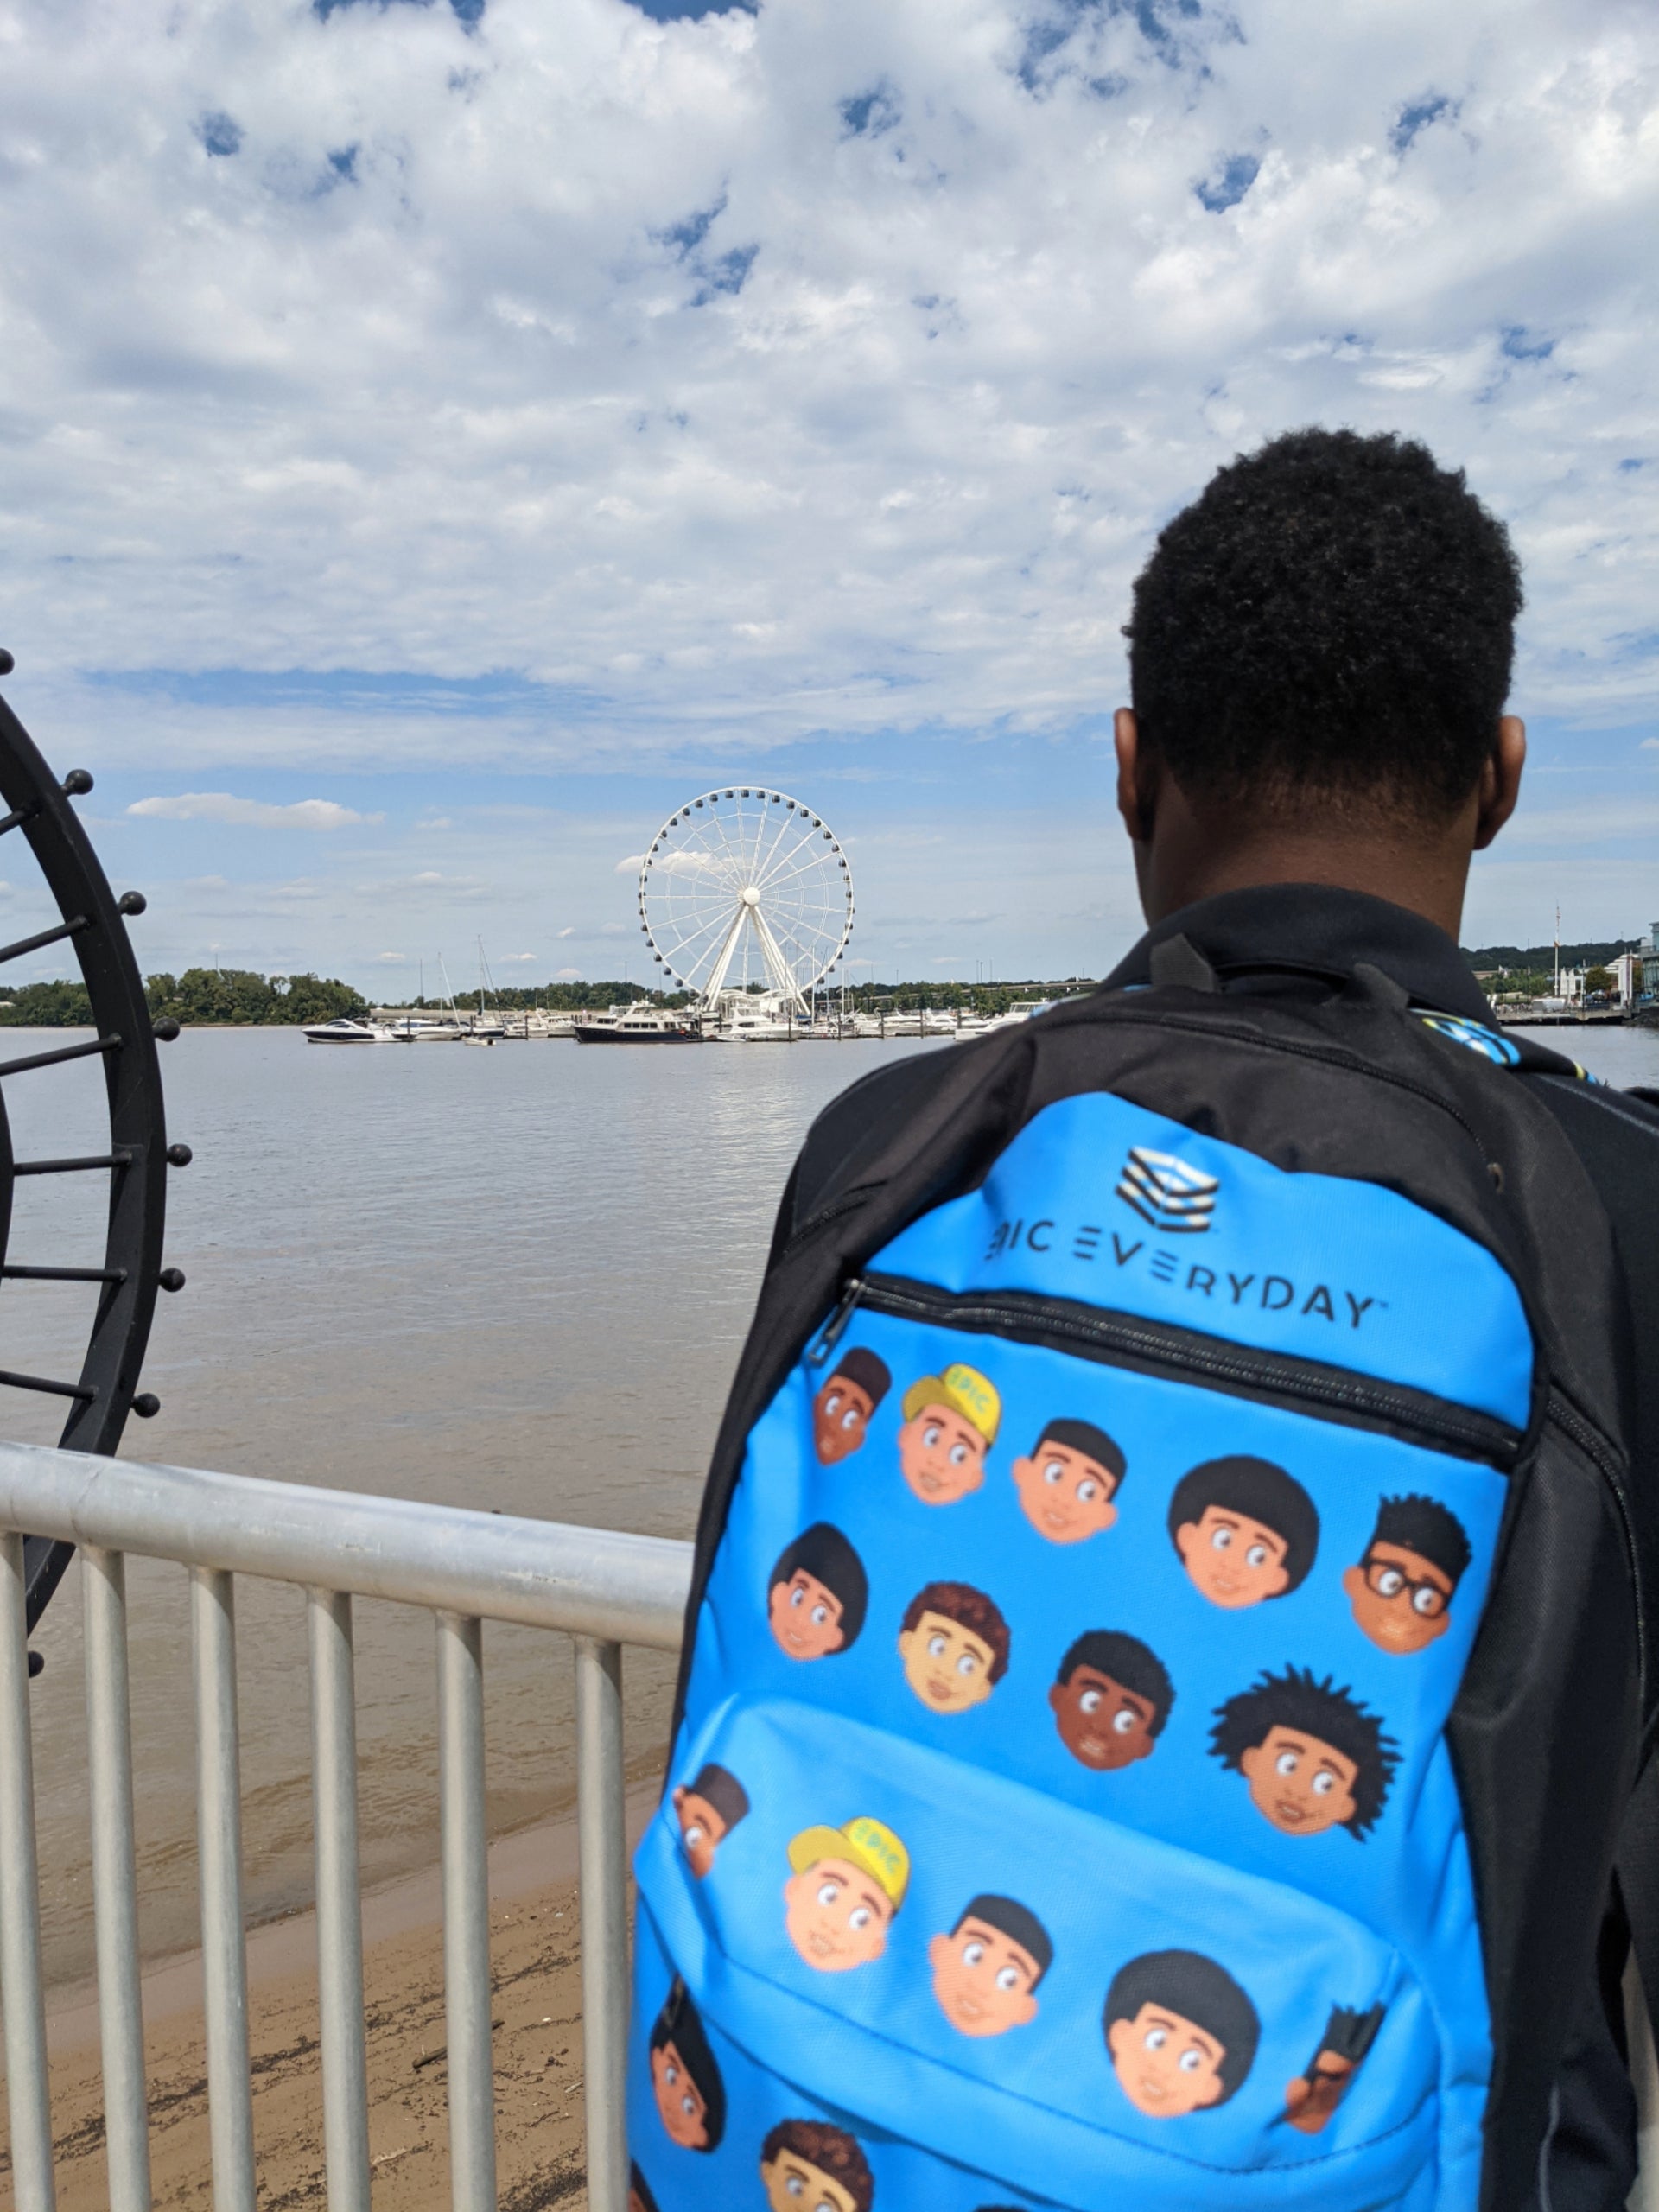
[0,969,369,1027]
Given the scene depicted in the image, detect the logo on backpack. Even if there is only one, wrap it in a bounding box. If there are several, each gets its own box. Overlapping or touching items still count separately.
[1116,1147,1219,1235]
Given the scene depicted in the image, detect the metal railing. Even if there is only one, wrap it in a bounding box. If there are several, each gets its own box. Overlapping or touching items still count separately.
[0,1438,692,2212]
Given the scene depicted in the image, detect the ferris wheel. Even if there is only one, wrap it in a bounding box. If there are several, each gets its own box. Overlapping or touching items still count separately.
[638,787,854,1011]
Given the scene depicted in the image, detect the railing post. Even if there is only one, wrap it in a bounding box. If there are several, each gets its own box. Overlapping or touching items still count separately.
[0,1529,56,2212]
[436,1611,496,2212]
[308,1589,371,2212]
[191,1566,256,2212]
[575,1636,629,2212]
[83,1546,152,2212]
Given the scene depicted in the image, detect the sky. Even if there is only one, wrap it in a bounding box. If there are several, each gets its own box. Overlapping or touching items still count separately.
[1,0,1656,991]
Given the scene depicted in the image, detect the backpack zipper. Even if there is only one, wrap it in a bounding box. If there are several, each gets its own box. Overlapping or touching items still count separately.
[836,1270,1524,1468]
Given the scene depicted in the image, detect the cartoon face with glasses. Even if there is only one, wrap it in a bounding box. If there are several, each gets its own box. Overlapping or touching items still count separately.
[1342,1495,1472,1657]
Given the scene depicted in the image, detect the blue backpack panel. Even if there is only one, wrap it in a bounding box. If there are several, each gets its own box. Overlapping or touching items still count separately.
[626,978,1639,2212]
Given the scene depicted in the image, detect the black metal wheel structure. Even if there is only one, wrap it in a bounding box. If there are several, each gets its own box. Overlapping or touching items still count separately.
[0,652,188,1629]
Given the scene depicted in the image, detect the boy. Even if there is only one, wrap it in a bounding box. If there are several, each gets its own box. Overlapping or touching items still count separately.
[767,1523,869,1661]
[783,1815,909,1972]
[1281,2002,1386,2134]
[760,2120,874,2212]
[1103,1948,1260,2117]
[897,1580,1011,1715]
[647,1977,725,2152]
[1010,1416,1126,1545]
[1343,1494,1472,1656]
[1210,1666,1398,1840]
[812,1346,893,1465]
[896,1362,1000,1504]
[1167,1456,1319,1610]
[672,1762,751,1878]
[928,1892,1053,2037]
[1048,1629,1173,1771]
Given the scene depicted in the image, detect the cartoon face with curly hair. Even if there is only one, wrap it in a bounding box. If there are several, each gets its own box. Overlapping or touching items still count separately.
[760,2120,874,2212]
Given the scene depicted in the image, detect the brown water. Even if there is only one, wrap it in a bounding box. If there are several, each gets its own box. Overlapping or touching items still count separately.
[6,1019,1656,1985]
[3,1028,944,1984]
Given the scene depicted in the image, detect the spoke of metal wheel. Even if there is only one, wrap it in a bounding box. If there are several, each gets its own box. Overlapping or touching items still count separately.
[2,1264,127,1283]
[0,1033,121,1078]
[12,1152,131,1176]
[0,915,89,965]
[0,1368,96,1401]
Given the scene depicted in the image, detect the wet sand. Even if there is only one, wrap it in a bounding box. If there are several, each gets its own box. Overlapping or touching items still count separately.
[22,1789,659,2212]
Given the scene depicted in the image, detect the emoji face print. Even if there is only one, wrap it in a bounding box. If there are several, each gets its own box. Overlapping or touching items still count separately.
[1011,1419,1125,1544]
[783,1858,893,1971]
[928,1895,1052,2038]
[1103,1951,1258,2118]
[766,1527,868,1662]
[1050,1631,1173,1771]
[771,1570,848,1661]
[646,1980,725,2152]
[1109,2003,1228,2117]
[1344,1495,1471,1656]
[897,1363,1000,1505]
[898,1582,1010,1717]
[1176,1507,1290,1608]
[810,1349,891,1465]
[1283,2004,1385,2133]
[1167,1458,1319,1609]
[1211,1668,1397,1840]
[759,2122,874,2212]
[1052,1666,1157,1770]
[783,1819,908,1974]
[671,1764,749,1878]
[1240,1726,1358,1837]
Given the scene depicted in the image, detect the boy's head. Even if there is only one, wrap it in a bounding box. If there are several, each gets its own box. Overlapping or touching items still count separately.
[1210,1666,1398,1840]
[1344,1493,1472,1656]
[1104,1949,1259,2117]
[898,1580,1011,1715]
[1122,429,1524,857]
[627,2164,660,2212]
[760,2120,874,2212]
[767,1523,868,1661]
[671,1762,750,1878]
[929,1892,1053,2038]
[1049,1629,1173,1771]
[812,1347,892,1465]
[1283,2001,1386,2134]
[647,1978,725,2152]
[783,1815,909,1973]
[1168,1456,1318,1609]
[896,1363,1001,1504]
[1011,1417,1126,1545]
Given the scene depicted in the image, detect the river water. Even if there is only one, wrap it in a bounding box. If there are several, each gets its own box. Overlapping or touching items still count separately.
[6,1020,1657,1984]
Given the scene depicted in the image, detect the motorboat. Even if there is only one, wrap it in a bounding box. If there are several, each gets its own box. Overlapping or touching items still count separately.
[302,1017,397,1044]
[387,1017,465,1043]
[573,1004,703,1043]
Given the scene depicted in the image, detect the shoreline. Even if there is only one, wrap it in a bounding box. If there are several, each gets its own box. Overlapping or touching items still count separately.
[26,1784,660,2211]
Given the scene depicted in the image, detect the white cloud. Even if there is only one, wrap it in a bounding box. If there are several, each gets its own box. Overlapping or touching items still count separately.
[499,950,537,962]
[127,793,378,830]
[556,926,576,938]
[375,950,407,963]
[1642,738,1659,751]
[0,0,1651,777]
[614,855,645,874]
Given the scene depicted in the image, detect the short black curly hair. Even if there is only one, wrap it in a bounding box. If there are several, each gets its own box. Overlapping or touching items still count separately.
[1209,1666,1398,1838]
[1125,428,1523,819]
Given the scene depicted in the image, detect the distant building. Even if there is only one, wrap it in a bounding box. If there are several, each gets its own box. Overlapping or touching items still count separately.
[1643,923,1659,1003]
[1611,950,1643,1005]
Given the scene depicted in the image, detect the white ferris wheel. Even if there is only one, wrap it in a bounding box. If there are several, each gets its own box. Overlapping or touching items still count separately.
[638,787,855,1012]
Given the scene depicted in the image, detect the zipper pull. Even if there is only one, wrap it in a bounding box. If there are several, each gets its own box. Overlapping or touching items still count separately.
[806,1276,867,1368]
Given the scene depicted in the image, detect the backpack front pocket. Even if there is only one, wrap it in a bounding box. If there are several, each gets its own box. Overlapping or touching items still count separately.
[633,1696,1443,2212]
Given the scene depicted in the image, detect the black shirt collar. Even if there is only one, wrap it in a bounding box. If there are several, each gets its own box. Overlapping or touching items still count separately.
[1103,884,1494,1023]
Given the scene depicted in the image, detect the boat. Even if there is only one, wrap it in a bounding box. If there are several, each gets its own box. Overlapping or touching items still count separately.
[573,1003,704,1044]
[387,1017,465,1043]
[302,1017,397,1044]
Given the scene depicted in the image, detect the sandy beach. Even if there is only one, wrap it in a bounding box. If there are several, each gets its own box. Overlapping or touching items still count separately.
[17,1789,660,2212]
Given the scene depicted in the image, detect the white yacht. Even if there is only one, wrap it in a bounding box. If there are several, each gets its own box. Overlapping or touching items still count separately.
[573,1003,703,1044]
[387,1016,465,1043]
[302,1017,397,1044]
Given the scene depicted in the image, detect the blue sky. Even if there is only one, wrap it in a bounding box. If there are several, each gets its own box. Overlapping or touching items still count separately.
[1,0,1656,989]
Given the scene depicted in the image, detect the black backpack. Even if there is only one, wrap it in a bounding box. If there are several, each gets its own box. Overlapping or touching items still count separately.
[627,955,1641,2212]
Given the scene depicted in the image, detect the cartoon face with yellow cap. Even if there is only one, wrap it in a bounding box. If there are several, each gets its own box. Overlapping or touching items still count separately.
[897,1363,1000,1506]
[783,1816,909,1973]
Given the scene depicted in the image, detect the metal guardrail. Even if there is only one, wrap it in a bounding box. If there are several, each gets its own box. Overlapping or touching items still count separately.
[0,1439,692,2212]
